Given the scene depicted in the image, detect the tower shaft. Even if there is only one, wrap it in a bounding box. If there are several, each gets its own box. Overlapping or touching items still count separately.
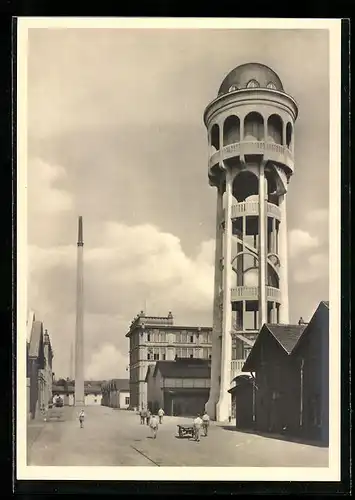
[203,63,297,422]
[75,216,85,406]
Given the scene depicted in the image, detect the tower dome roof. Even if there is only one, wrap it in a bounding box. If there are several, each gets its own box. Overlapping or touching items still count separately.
[218,63,284,95]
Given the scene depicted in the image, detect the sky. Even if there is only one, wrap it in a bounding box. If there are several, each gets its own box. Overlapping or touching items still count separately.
[26,27,329,380]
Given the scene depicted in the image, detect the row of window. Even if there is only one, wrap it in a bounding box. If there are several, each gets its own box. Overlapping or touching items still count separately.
[145,332,212,343]
[146,347,212,361]
[228,80,277,92]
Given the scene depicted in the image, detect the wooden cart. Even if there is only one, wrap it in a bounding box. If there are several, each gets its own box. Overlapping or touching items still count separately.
[177,424,195,439]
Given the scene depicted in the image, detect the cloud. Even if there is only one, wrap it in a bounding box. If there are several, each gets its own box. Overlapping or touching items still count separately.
[28,158,73,214]
[86,343,129,380]
[28,222,215,377]
[288,229,319,258]
[293,252,328,284]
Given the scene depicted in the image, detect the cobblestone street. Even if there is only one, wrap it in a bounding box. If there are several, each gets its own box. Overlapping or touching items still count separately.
[27,406,329,467]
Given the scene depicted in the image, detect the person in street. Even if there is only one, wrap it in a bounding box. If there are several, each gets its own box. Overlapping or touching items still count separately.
[193,413,203,442]
[79,409,85,428]
[139,407,146,425]
[149,414,159,439]
[202,411,210,436]
[158,407,165,424]
[146,408,151,426]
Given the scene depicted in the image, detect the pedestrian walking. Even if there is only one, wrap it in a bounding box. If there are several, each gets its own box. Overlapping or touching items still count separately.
[79,409,85,429]
[158,407,165,424]
[140,407,146,425]
[202,411,210,436]
[149,414,159,439]
[146,408,151,426]
[193,414,203,442]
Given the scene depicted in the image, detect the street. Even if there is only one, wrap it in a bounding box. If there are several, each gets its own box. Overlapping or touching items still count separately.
[27,405,328,467]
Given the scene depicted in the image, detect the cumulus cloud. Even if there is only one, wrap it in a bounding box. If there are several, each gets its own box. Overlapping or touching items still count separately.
[288,229,319,258]
[28,222,215,378]
[293,252,329,284]
[28,158,73,214]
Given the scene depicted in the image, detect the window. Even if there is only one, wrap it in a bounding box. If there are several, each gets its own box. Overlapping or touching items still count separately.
[229,84,239,92]
[125,397,130,405]
[267,82,277,90]
[246,79,260,88]
[154,353,159,360]
[147,353,151,360]
[147,334,150,342]
[208,354,212,360]
[162,353,166,360]
[187,348,193,358]
[175,333,181,343]
[190,335,194,343]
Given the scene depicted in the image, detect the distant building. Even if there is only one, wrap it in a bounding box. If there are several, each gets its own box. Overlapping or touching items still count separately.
[145,358,211,416]
[126,311,212,409]
[27,317,54,419]
[52,380,103,406]
[238,301,329,444]
[101,379,130,409]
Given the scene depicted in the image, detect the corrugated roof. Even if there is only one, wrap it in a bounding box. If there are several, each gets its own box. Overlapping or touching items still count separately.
[266,324,307,354]
[29,321,43,357]
[154,359,211,379]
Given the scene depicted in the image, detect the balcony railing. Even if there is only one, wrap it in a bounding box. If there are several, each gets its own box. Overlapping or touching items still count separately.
[226,200,281,220]
[208,140,294,172]
[230,286,281,302]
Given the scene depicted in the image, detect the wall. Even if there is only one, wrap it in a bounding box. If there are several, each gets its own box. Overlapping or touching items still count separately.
[85,393,102,406]
[255,336,300,433]
[119,391,130,409]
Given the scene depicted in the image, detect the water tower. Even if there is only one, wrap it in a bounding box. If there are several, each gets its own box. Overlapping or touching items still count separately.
[204,63,298,421]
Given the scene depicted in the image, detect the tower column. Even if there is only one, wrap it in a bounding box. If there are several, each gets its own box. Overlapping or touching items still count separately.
[206,183,224,419]
[278,194,289,323]
[75,216,85,406]
[216,167,233,422]
[258,162,268,327]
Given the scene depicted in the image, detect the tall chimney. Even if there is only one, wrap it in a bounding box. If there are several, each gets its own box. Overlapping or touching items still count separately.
[74,216,85,406]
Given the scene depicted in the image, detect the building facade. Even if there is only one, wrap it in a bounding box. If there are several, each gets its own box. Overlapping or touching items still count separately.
[52,380,102,406]
[146,358,211,416]
[101,379,130,409]
[203,63,298,421]
[27,318,54,419]
[126,311,212,410]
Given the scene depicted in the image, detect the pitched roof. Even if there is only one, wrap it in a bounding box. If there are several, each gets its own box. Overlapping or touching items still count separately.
[153,359,211,379]
[266,324,307,354]
[112,378,129,392]
[29,321,44,357]
[322,300,329,308]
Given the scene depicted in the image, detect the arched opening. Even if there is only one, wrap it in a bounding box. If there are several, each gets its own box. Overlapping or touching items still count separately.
[233,171,259,202]
[286,122,292,149]
[265,169,278,201]
[247,79,260,88]
[267,114,283,145]
[244,112,264,141]
[223,115,240,146]
[267,264,279,288]
[210,123,220,153]
[244,267,259,287]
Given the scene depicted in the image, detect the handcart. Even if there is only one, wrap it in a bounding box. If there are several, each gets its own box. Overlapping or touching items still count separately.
[177,424,195,439]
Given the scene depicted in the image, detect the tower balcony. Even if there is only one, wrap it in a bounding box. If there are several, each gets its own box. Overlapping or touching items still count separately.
[230,286,281,303]
[209,140,294,173]
[222,200,281,221]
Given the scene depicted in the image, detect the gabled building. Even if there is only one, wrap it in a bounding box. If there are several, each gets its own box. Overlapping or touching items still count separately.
[52,380,103,406]
[27,319,54,419]
[145,357,211,416]
[101,379,130,409]
[239,301,329,444]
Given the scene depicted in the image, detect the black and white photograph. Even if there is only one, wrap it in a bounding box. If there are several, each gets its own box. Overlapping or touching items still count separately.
[16,18,341,482]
